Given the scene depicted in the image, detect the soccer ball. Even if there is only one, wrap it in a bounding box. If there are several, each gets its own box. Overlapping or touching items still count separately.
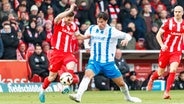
[60,72,73,85]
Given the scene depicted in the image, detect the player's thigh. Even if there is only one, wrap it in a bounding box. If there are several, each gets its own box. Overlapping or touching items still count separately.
[86,60,101,76]
[169,52,181,72]
[49,55,63,73]
[63,53,77,69]
[102,62,122,79]
[158,52,170,68]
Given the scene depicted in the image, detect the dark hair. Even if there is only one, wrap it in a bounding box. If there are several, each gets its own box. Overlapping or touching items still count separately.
[97,12,109,21]
[65,8,75,17]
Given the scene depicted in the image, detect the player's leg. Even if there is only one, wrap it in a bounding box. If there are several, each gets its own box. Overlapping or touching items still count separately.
[39,53,62,103]
[64,53,80,84]
[103,62,141,103]
[164,53,181,99]
[147,67,165,91]
[66,61,79,84]
[69,69,95,102]
[112,77,141,103]
[69,60,99,103]
[39,71,58,103]
[147,52,169,91]
[164,62,178,99]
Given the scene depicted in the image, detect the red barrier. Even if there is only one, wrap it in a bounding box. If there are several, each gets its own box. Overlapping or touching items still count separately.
[0,60,29,83]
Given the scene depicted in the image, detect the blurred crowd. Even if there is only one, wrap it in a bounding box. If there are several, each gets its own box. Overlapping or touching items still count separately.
[0,0,184,90]
[0,0,184,60]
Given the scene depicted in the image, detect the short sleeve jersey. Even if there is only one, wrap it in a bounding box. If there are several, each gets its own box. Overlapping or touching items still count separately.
[161,17,184,52]
[51,20,78,53]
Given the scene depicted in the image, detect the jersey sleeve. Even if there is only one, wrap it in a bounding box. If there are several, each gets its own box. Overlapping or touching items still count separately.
[112,27,132,41]
[160,19,169,32]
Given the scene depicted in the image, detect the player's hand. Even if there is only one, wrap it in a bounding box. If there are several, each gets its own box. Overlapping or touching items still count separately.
[69,3,77,11]
[161,44,168,51]
[85,34,91,39]
[120,39,129,46]
[86,48,90,53]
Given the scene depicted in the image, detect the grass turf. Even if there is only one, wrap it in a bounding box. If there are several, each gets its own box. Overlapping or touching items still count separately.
[0,90,183,104]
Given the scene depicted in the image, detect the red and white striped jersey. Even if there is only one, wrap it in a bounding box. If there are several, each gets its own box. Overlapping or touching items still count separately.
[161,17,184,52]
[51,20,78,53]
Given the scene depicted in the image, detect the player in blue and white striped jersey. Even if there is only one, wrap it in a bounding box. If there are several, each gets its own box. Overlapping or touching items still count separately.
[69,12,142,103]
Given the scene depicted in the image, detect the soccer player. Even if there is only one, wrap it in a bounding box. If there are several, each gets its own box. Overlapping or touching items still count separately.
[146,5,184,99]
[69,12,142,103]
[39,3,89,103]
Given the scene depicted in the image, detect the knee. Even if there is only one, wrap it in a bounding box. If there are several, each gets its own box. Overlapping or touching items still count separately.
[48,74,57,81]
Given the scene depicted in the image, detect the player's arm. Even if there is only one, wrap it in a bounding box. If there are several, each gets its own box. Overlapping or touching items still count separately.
[75,30,90,40]
[114,28,132,46]
[54,3,76,24]
[156,28,167,51]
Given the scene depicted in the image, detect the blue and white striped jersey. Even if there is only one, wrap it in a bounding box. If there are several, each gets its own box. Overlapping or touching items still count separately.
[84,25,130,63]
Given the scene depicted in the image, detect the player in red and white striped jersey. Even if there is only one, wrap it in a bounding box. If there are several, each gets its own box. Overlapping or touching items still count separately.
[39,3,90,103]
[147,5,184,99]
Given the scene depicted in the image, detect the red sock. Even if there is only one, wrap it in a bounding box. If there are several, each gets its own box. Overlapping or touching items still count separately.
[72,74,79,84]
[67,69,79,84]
[150,71,159,81]
[42,77,51,89]
[166,72,175,92]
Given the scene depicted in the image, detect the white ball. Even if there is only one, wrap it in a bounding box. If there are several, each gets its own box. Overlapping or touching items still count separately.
[60,72,73,85]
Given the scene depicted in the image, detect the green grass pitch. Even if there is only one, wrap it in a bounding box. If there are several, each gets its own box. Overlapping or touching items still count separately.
[0,90,183,104]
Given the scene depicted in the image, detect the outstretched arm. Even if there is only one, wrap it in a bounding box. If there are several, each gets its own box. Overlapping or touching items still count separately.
[54,3,76,24]
[120,32,132,46]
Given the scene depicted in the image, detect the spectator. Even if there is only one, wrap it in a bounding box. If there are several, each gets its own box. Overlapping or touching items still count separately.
[44,20,53,45]
[75,0,91,26]
[118,0,132,27]
[18,11,29,32]
[107,0,120,24]
[115,48,130,75]
[23,18,46,49]
[16,4,29,22]
[119,27,136,50]
[123,6,146,41]
[0,2,17,26]
[16,41,27,60]
[93,0,108,17]
[34,0,43,11]
[125,71,141,90]
[41,41,51,56]
[135,38,146,50]
[29,5,39,19]
[1,22,19,59]
[0,34,3,58]
[172,71,184,90]
[154,10,168,28]
[145,23,160,50]
[55,0,69,16]
[44,5,55,21]
[115,22,122,31]
[140,3,155,33]
[29,44,49,81]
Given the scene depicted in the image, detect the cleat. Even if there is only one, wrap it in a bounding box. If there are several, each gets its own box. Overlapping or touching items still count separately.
[146,79,153,91]
[69,94,81,103]
[163,92,171,99]
[39,91,45,103]
[61,86,70,94]
[126,97,142,103]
